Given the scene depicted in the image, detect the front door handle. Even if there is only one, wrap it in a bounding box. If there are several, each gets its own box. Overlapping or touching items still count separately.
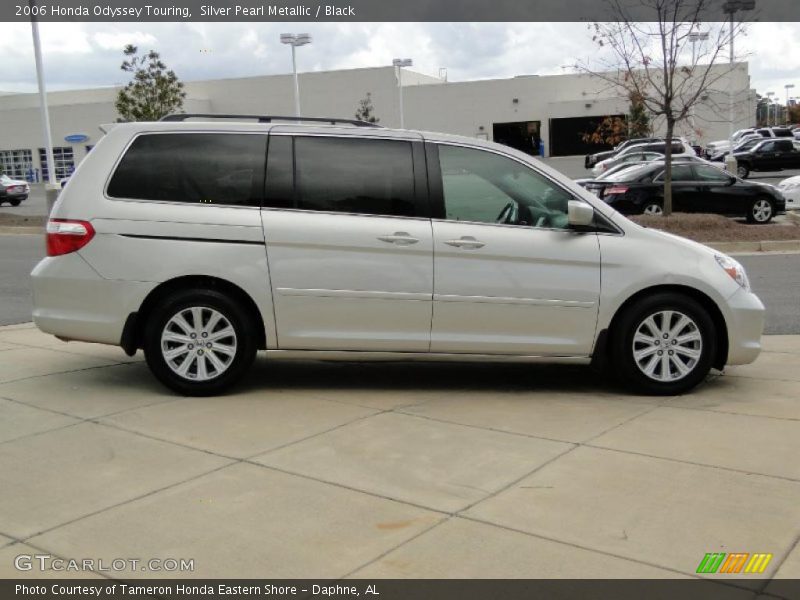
[444,236,486,249]
[377,232,419,245]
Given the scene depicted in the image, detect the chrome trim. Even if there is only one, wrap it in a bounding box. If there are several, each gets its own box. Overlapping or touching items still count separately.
[276,287,430,301]
[434,294,594,308]
[264,349,591,363]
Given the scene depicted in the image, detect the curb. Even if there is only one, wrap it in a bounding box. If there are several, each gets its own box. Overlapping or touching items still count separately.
[0,226,41,235]
[707,239,800,253]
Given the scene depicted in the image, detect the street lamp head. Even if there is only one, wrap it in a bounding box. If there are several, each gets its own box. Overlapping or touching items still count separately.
[392,58,413,68]
[723,0,755,12]
[786,84,796,90]
[688,31,710,42]
[280,33,312,46]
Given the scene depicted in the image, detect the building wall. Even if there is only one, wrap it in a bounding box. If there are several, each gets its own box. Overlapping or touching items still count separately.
[0,64,755,181]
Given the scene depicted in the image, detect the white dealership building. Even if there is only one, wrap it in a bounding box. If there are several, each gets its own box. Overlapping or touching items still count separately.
[0,63,755,182]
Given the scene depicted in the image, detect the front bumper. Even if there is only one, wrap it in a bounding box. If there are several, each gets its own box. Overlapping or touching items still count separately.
[724,288,765,366]
[31,252,155,346]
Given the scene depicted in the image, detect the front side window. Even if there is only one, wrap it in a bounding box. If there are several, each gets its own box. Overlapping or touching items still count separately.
[438,144,572,229]
[294,137,415,217]
[758,141,776,152]
[107,133,266,206]
[694,165,731,182]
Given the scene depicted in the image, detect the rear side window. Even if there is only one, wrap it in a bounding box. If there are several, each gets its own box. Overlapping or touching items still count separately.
[107,133,266,206]
[294,137,415,217]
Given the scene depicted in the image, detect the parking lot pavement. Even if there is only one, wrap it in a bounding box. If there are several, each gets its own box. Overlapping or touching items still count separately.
[0,324,799,585]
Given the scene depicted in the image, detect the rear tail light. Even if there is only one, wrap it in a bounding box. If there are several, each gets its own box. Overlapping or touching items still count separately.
[606,185,629,195]
[46,219,95,257]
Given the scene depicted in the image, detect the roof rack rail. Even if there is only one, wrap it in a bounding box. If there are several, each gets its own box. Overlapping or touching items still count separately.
[160,113,382,128]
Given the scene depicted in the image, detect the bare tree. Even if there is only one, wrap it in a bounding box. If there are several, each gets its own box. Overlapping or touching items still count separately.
[577,0,747,216]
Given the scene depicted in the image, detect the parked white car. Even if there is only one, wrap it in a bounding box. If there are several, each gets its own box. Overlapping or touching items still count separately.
[778,175,800,210]
[31,115,765,396]
[592,138,695,176]
[705,127,795,158]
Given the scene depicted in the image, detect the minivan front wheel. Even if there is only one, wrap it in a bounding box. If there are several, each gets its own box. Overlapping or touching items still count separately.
[611,293,716,395]
[144,289,256,396]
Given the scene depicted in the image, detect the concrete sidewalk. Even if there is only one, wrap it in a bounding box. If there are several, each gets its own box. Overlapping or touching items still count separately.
[0,323,798,591]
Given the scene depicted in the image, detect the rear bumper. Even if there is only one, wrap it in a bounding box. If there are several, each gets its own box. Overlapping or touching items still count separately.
[31,253,155,346]
[724,288,765,366]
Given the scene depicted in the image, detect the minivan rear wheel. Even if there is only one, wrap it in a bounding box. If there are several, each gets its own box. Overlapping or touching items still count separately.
[611,292,716,395]
[143,289,257,396]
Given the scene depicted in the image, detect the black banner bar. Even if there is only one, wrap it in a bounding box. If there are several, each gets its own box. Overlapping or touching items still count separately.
[3,579,800,600]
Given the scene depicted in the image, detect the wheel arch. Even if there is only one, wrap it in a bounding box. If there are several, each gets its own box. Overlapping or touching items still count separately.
[598,284,729,370]
[124,275,267,354]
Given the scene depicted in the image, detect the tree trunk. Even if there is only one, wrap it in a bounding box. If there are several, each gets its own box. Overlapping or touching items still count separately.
[663,120,675,217]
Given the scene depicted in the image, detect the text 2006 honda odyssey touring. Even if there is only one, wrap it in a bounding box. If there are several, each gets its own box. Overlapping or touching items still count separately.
[32,115,765,396]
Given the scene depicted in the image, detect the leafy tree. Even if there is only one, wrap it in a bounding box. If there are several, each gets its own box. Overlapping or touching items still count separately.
[583,92,651,147]
[115,45,186,122]
[355,92,380,124]
[577,0,745,216]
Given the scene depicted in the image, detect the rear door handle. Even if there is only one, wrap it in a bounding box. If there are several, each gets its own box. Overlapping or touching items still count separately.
[444,236,485,249]
[377,232,419,245]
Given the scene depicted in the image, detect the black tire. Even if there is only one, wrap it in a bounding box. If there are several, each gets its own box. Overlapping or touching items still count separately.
[745,197,774,224]
[143,289,257,396]
[9,199,21,207]
[736,163,750,179]
[610,292,716,395]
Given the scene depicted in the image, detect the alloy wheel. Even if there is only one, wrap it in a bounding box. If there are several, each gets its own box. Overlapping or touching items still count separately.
[643,204,663,216]
[752,199,772,223]
[160,306,237,381]
[632,310,702,382]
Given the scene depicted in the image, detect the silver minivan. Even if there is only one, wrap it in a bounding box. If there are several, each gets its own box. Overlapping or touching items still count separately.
[32,115,765,396]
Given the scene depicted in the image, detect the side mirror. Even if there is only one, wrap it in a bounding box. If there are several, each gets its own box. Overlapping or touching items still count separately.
[727,176,737,186]
[568,200,595,227]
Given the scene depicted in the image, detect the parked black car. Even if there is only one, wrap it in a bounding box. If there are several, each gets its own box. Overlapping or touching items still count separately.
[584,137,661,169]
[595,162,786,223]
[732,138,800,179]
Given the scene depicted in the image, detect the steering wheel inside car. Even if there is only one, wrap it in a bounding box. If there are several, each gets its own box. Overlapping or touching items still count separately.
[496,202,518,224]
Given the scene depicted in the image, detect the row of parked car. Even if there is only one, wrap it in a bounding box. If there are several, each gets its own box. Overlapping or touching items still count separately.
[581,130,800,222]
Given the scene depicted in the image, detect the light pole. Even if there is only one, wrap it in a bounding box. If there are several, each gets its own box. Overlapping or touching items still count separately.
[687,31,709,140]
[766,91,775,127]
[723,1,756,137]
[688,31,709,66]
[392,58,412,129]
[29,3,55,187]
[785,84,795,125]
[280,33,312,117]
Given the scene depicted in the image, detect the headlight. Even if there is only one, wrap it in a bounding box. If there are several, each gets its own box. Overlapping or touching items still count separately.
[715,254,750,291]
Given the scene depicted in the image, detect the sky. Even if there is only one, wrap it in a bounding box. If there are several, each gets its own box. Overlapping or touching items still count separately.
[1,22,799,100]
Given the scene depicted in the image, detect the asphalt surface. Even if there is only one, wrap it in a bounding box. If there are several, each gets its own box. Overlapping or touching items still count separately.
[1,232,797,333]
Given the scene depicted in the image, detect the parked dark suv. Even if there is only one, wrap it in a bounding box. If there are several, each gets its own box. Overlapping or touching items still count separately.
[732,138,800,178]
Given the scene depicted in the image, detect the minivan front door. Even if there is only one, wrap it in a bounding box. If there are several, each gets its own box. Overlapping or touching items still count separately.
[261,133,433,352]
[428,143,601,356]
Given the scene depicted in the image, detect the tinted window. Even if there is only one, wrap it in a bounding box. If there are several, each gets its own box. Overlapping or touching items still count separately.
[776,140,794,151]
[294,137,415,217]
[108,133,266,206]
[774,128,793,138]
[758,141,776,152]
[438,145,572,229]
[655,165,694,181]
[694,165,731,182]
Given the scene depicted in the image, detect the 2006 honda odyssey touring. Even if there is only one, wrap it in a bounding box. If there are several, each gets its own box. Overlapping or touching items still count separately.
[32,114,765,396]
